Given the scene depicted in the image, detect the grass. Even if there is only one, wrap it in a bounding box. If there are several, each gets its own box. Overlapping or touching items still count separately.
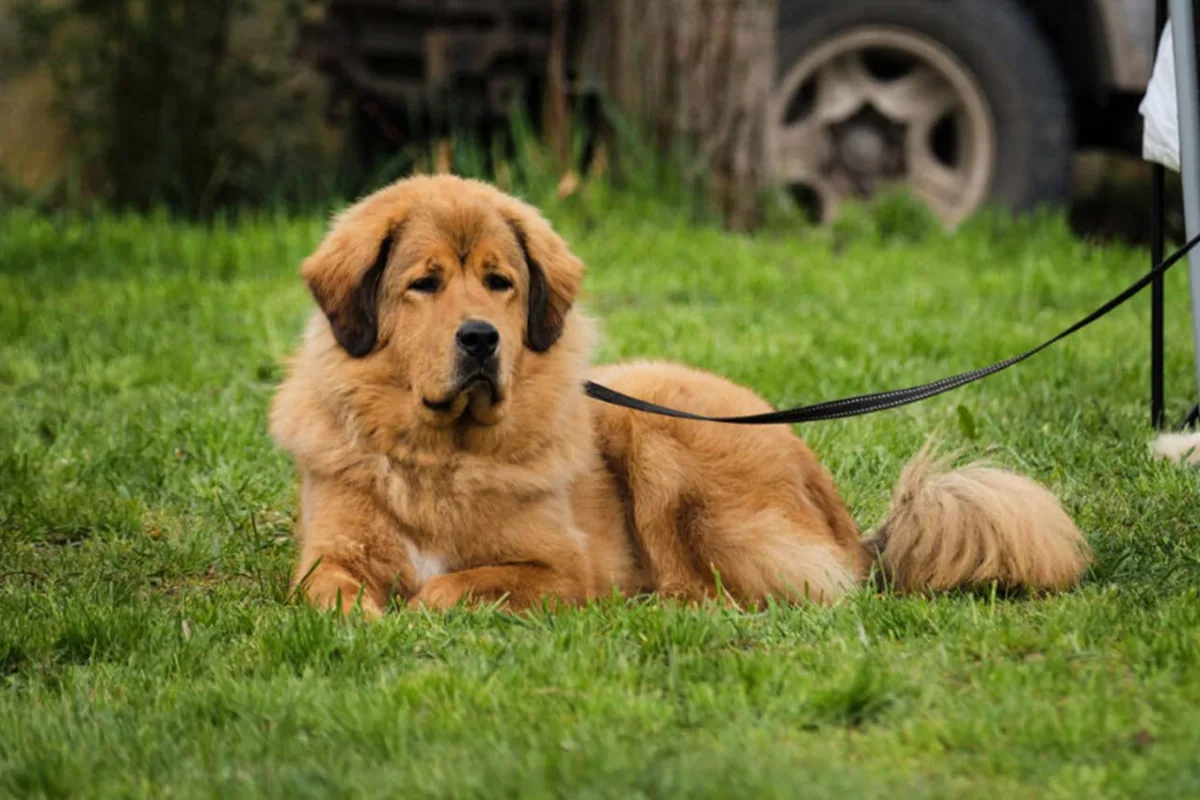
[3,186,1200,798]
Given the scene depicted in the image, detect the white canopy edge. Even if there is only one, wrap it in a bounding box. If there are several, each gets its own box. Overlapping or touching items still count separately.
[1142,22,1181,172]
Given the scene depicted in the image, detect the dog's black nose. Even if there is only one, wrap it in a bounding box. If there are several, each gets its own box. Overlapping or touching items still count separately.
[456,319,500,360]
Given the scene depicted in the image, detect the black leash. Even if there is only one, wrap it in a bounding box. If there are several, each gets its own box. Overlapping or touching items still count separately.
[584,231,1200,425]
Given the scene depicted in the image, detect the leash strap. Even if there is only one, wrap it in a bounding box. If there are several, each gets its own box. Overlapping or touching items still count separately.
[584,231,1200,425]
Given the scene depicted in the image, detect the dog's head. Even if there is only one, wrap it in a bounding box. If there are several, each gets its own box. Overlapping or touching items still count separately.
[300,175,584,429]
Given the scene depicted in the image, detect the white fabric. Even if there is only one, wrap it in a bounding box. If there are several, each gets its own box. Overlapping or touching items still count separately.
[1141,23,1180,172]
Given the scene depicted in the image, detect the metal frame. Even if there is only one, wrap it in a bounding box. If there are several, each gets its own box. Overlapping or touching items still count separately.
[1153,0,1168,428]
[1171,0,1200,420]
[1152,0,1200,428]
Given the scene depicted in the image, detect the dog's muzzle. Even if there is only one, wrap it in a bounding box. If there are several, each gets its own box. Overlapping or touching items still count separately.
[454,319,501,387]
[422,320,503,415]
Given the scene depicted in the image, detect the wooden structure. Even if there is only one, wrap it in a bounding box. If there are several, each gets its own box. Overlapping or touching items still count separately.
[578,0,777,230]
[298,0,777,230]
[298,0,572,128]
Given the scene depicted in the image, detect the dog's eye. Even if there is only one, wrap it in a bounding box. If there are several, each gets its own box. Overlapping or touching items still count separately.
[408,275,441,294]
[483,273,513,292]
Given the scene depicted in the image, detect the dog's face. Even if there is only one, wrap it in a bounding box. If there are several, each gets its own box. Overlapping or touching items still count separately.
[299,176,584,428]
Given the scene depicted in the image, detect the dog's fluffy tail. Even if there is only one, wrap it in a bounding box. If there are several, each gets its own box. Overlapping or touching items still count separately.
[863,443,1091,594]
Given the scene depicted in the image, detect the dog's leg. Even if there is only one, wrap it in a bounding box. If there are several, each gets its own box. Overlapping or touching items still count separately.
[298,559,386,619]
[631,501,717,602]
[407,498,595,611]
[616,434,716,601]
[292,474,412,617]
[408,564,587,611]
[611,415,862,606]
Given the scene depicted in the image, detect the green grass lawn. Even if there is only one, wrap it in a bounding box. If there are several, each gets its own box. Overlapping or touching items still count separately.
[3,190,1200,798]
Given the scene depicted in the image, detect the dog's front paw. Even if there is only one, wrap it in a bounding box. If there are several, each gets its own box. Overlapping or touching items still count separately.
[304,571,385,619]
[408,574,472,611]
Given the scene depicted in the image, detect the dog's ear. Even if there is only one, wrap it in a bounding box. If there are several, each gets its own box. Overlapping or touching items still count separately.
[301,210,401,358]
[502,205,584,353]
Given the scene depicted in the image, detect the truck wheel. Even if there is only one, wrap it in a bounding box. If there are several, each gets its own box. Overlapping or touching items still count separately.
[772,0,1073,225]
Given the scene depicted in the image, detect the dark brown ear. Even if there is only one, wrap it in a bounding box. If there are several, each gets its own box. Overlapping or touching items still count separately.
[301,212,401,358]
[502,206,584,353]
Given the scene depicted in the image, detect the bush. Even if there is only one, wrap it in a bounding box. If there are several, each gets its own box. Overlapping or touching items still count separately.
[11,0,345,216]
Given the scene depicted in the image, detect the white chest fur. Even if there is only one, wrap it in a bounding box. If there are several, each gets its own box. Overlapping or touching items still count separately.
[404,540,447,588]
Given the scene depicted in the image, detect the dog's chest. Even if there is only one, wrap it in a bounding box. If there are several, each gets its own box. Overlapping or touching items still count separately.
[374,454,500,536]
[404,540,446,586]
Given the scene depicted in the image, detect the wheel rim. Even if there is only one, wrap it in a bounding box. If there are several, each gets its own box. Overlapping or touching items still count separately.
[768,27,996,227]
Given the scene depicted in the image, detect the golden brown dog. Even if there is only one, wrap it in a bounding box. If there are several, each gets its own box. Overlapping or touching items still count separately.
[269,174,1091,616]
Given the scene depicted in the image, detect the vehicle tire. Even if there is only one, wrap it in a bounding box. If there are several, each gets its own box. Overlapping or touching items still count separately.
[773,0,1073,225]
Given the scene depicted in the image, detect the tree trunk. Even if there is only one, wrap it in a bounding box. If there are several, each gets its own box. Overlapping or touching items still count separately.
[580,0,777,231]
[544,0,571,173]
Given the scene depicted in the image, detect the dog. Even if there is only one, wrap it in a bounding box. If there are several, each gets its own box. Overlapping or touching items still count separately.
[1152,431,1200,465]
[268,175,1091,616]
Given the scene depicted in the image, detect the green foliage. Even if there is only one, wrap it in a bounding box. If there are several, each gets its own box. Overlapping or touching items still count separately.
[11,0,342,215]
[2,196,1200,795]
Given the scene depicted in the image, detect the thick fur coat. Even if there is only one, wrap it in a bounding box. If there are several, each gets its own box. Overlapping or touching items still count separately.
[269,175,1091,616]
